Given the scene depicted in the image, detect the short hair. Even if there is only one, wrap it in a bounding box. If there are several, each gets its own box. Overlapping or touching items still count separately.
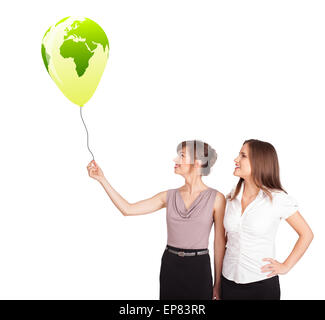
[176,140,217,176]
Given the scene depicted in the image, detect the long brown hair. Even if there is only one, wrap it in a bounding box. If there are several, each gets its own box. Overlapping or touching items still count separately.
[229,139,286,201]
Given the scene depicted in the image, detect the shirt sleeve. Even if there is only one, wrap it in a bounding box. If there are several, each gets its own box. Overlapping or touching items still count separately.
[277,193,299,220]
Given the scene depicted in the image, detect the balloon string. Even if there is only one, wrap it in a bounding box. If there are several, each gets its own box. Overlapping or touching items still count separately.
[80,106,95,161]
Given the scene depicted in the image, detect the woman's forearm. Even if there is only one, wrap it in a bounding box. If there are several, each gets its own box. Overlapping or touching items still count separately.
[283,232,314,271]
[214,241,225,289]
[98,177,130,216]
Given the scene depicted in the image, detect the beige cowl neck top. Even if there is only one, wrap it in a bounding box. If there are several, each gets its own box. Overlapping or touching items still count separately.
[166,187,218,249]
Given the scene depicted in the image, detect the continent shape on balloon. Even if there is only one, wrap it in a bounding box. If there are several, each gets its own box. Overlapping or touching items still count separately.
[41,16,109,106]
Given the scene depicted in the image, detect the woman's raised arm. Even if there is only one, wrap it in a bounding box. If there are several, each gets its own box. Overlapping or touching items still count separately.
[87,160,167,216]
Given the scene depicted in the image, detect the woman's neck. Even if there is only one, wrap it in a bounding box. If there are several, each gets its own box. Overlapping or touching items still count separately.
[182,176,207,194]
[243,179,260,198]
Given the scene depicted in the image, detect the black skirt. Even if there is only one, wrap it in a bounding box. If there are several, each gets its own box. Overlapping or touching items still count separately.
[159,245,213,300]
[220,274,281,300]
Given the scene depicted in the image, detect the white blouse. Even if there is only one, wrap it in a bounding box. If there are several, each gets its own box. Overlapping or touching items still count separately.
[222,182,299,284]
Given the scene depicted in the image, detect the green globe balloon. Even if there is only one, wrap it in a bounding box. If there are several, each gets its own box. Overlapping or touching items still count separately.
[41,16,109,107]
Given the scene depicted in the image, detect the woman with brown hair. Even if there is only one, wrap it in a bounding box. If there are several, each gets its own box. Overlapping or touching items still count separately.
[86,140,226,300]
[221,139,314,300]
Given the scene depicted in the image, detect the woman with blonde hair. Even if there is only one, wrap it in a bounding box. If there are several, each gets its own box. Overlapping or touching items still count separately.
[87,140,226,300]
[221,139,314,300]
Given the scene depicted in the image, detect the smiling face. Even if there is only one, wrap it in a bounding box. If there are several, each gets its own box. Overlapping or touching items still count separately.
[234,143,252,179]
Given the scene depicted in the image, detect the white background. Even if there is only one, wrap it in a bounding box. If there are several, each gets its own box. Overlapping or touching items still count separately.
[0,0,323,299]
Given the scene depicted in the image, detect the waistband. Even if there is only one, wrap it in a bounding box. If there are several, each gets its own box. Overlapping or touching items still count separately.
[221,274,279,286]
[165,244,209,257]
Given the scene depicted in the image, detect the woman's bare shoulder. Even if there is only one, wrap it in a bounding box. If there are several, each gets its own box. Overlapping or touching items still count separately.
[213,189,226,207]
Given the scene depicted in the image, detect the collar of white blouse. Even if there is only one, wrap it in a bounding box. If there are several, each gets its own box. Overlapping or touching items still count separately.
[236,183,267,218]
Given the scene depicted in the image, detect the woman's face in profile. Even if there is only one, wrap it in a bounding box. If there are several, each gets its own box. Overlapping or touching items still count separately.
[234,143,251,179]
[173,147,194,175]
